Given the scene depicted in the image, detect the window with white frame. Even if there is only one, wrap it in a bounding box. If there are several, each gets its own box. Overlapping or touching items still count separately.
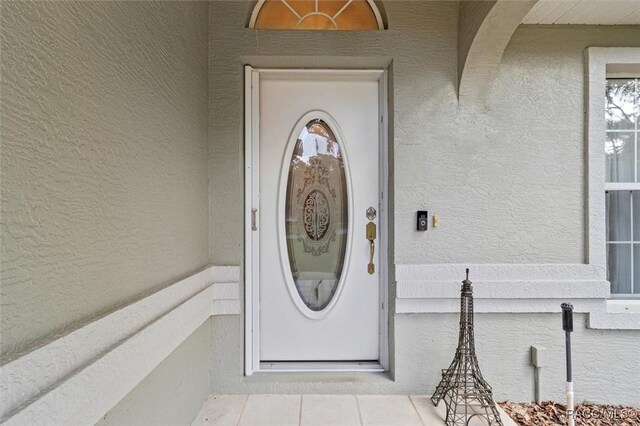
[605,77,640,295]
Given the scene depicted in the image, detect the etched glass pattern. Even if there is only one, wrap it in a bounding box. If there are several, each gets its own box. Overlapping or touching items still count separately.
[285,120,348,311]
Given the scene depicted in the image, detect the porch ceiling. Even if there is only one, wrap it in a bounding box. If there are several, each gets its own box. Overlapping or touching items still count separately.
[523,0,640,25]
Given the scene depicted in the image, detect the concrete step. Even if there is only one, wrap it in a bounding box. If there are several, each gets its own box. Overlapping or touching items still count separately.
[191,394,516,426]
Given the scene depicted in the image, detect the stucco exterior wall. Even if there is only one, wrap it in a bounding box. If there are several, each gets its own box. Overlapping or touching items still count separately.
[209,1,640,266]
[208,0,640,404]
[97,320,212,426]
[0,1,209,363]
[211,314,640,406]
[2,0,639,416]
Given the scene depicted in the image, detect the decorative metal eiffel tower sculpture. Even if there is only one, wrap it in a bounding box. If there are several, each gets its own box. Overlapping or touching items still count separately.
[431,269,503,426]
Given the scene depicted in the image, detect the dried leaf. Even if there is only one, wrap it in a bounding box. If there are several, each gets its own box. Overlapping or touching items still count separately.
[498,401,640,426]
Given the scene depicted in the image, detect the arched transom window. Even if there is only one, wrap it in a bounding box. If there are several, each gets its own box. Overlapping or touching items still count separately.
[250,0,384,30]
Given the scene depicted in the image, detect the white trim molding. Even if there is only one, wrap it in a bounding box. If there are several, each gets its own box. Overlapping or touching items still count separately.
[589,312,640,330]
[395,263,638,328]
[244,67,390,375]
[0,266,240,425]
[585,47,640,269]
[589,299,640,329]
[583,47,640,328]
[395,264,609,314]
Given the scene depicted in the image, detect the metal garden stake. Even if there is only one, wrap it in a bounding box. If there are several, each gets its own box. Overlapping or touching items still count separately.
[561,303,575,426]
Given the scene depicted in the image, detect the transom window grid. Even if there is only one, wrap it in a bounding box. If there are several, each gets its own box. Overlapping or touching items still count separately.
[250,0,383,30]
[605,77,640,296]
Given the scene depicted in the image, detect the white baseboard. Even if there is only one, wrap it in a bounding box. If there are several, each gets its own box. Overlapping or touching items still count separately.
[0,266,240,425]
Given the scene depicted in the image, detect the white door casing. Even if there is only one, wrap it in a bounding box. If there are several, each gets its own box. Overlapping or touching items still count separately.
[244,68,388,373]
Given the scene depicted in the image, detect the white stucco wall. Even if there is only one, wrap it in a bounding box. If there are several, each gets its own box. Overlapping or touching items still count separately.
[208,0,640,404]
[209,1,638,266]
[210,314,640,405]
[1,1,209,364]
[97,320,212,426]
[2,0,639,417]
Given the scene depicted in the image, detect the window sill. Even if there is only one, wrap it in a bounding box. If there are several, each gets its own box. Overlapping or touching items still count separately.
[587,299,640,329]
[606,299,640,313]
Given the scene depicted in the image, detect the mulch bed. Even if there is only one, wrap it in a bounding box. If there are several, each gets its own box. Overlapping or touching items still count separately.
[499,401,640,426]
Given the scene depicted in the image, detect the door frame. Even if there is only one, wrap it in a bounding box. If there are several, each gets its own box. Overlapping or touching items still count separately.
[243,67,389,375]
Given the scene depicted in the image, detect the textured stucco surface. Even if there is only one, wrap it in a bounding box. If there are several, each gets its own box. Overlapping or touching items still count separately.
[458,0,538,102]
[209,1,640,266]
[3,0,640,415]
[0,1,209,363]
[208,0,640,403]
[211,313,640,406]
[458,0,496,82]
[97,320,212,426]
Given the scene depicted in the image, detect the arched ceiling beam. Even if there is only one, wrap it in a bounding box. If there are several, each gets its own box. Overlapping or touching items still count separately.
[458,0,539,105]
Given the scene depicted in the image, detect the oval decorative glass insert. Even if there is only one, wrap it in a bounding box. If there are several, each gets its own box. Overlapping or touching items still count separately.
[285,119,348,311]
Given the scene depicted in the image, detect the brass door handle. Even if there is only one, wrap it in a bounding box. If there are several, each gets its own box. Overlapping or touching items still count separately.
[366,221,376,274]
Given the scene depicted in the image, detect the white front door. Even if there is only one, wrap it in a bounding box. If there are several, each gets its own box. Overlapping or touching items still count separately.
[246,68,386,367]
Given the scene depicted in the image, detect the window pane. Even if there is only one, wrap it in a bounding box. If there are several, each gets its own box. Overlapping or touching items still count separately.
[606,190,631,241]
[634,191,640,242]
[254,0,380,30]
[605,132,634,182]
[635,78,640,129]
[285,119,348,311]
[606,79,636,130]
[608,243,632,294]
[635,245,640,294]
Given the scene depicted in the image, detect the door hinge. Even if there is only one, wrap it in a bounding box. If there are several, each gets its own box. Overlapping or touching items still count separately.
[251,208,258,231]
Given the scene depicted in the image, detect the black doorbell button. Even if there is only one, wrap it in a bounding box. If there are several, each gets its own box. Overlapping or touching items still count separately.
[417,211,428,231]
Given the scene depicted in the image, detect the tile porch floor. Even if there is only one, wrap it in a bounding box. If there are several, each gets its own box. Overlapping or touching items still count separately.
[192,395,517,426]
